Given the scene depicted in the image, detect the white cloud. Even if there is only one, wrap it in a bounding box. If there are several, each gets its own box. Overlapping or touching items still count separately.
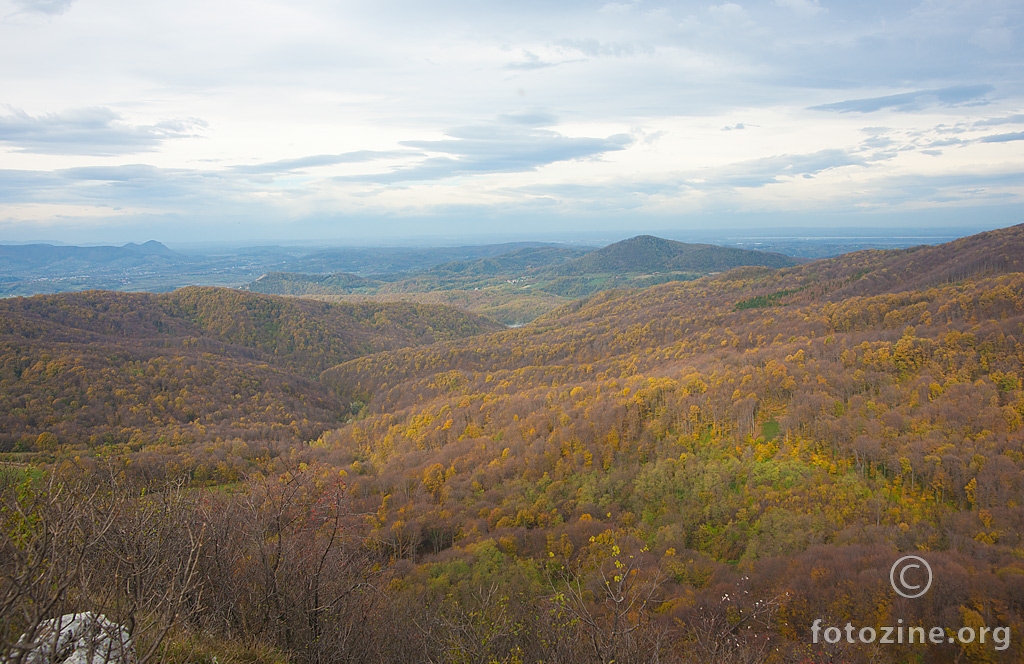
[0,107,206,155]
[11,0,73,15]
[773,0,824,17]
[809,85,995,113]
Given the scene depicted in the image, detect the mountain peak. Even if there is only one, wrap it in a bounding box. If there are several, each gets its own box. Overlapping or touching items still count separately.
[123,240,174,255]
[556,235,797,274]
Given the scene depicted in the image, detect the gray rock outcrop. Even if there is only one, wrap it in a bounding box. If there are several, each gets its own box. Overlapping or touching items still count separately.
[13,613,134,664]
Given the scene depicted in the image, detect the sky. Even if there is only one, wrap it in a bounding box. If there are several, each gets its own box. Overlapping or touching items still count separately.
[0,0,1022,243]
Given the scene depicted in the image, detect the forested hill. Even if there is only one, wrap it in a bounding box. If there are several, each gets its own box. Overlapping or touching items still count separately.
[424,245,590,276]
[321,223,1024,399]
[244,246,589,297]
[0,287,500,451]
[546,234,797,275]
[0,286,500,375]
[247,271,380,296]
[791,222,1024,300]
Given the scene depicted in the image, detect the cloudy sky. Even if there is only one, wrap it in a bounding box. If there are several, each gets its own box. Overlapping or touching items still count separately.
[1,0,1022,243]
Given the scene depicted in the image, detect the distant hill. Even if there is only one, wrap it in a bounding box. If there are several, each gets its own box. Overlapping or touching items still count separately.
[0,240,587,298]
[243,237,799,322]
[247,247,589,297]
[0,241,182,275]
[247,238,795,296]
[546,235,798,275]
[290,242,569,275]
[423,246,590,278]
[244,245,596,324]
[123,240,176,256]
[526,235,798,298]
[247,272,380,296]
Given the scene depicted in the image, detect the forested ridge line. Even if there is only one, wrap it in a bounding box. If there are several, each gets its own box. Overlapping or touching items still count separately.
[0,287,500,452]
[321,223,1024,402]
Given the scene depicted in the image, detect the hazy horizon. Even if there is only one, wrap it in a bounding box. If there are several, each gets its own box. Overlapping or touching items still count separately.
[0,222,1003,251]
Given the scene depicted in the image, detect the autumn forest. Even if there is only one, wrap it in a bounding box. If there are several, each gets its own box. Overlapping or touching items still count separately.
[3,225,1024,663]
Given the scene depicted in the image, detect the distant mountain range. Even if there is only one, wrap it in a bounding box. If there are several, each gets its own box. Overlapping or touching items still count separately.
[0,240,179,273]
[246,235,800,322]
[0,240,583,297]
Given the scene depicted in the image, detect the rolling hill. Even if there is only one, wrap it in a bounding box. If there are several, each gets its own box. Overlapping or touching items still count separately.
[0,287,500,451]
[547,234,797,274]
[247,235,800,323]
[247,271,381,296]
